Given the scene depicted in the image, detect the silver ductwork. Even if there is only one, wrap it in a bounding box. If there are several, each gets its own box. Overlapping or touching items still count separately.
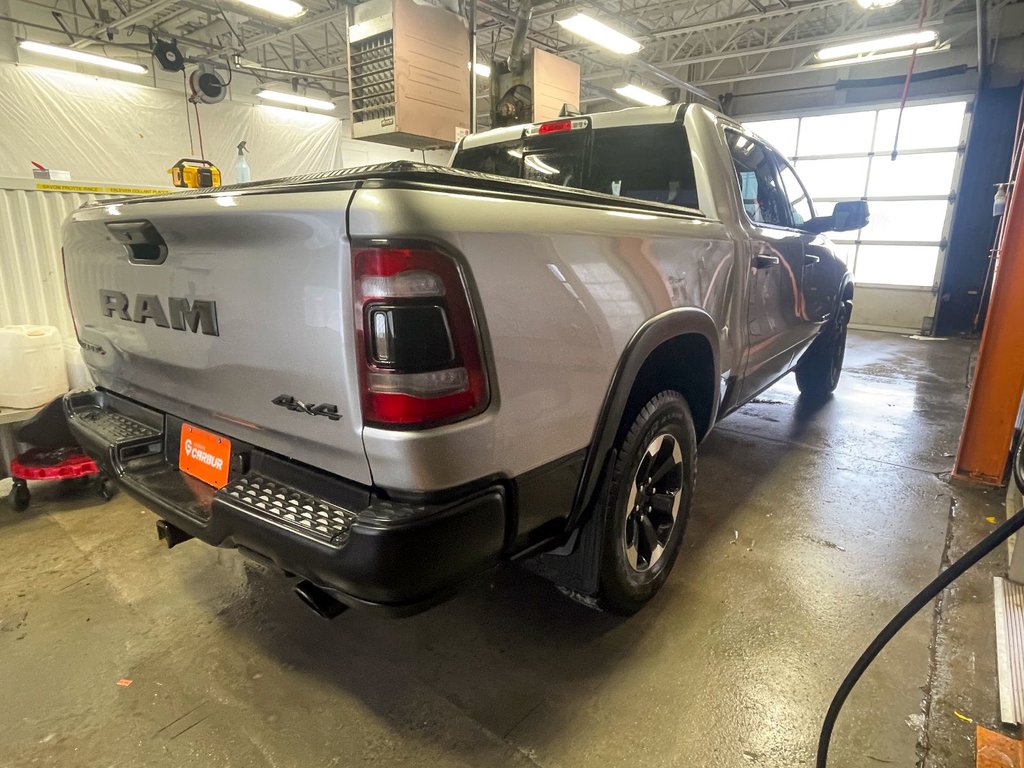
[505,0,534,75]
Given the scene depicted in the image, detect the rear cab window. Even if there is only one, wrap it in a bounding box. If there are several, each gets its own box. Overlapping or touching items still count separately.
[453,122,700,211]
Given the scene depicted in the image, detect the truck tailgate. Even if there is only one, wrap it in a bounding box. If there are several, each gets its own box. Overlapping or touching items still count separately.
[62,190,370,485]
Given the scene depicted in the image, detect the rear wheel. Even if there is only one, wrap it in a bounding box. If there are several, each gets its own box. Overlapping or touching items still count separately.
[796,300,851,400]
[596,391,696,615]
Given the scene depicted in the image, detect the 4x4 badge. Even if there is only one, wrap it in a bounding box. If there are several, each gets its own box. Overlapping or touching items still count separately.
[272,395,341,421]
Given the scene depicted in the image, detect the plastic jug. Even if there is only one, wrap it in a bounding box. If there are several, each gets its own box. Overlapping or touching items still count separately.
[63,337,94,390]
[0,325,69,409]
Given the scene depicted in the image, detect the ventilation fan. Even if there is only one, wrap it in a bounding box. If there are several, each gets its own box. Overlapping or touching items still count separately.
[189,64,226,105]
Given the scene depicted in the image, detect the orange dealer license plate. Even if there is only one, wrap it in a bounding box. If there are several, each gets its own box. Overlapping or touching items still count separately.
[178,423,231,489]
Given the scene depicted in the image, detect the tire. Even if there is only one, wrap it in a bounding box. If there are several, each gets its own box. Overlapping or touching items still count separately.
[8,481,30,512]
[596,390,697,615]
[795,299,851,400]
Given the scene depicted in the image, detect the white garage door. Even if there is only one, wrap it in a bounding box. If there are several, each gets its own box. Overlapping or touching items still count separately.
[745,99,970,333]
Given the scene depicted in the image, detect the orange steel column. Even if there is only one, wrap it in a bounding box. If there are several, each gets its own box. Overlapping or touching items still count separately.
[954,183,1024,485]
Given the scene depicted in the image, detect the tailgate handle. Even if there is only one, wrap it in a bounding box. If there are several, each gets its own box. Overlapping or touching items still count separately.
[106,220,168,264]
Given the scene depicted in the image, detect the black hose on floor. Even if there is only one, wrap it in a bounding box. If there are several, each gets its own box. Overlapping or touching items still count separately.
[816,443,1024,768]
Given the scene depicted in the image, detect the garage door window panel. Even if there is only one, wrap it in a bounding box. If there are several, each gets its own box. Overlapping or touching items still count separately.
[873,102,966,152]
[795,157,870,200]
[858,199,948,242]
[743,100,965,303]
[853,245,941,287]
[797,112,876,156]
[866,152,958,198]
[745,118,799,158]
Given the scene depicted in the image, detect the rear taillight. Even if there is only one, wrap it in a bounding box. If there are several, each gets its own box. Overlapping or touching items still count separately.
[353,245,488,428]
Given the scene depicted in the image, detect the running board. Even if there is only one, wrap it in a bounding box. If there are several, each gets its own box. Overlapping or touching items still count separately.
[994,576,1024,724]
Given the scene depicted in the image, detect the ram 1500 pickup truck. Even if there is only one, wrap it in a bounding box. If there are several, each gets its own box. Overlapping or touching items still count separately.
[61,102,866,616]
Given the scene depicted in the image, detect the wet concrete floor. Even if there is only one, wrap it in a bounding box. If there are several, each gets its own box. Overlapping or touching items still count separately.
[0,331,1009,767]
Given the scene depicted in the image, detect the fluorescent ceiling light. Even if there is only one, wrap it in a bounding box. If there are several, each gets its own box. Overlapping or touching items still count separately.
[258,89,335,111]
[470,61,491,78]
[614,84,669,107]
[557,14,641,54]
[855,0,901,8]
[233,0,305,19]
[816,30,938,61]
[18,40,147,74]
[814,45,944,68]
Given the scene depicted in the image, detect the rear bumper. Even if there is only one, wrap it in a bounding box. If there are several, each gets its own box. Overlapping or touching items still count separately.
[65,389,507,612]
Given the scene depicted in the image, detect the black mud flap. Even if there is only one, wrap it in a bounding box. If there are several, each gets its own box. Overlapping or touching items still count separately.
[521,449,617,605]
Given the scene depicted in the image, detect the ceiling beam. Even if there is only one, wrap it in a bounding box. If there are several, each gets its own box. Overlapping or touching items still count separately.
[70,0,177,47]
[696,42,957,86]
[647,0,847,40]
[582,7,974,80]
[243,7,349,48]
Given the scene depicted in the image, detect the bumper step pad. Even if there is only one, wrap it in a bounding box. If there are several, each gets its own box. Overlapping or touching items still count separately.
[76,408,158,444]
[221,472,358,546]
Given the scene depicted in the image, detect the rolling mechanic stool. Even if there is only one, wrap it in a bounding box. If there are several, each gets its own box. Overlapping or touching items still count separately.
[6,397,115,512]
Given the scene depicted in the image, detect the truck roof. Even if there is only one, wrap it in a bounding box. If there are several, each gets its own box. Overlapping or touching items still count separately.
[459,103,690,151]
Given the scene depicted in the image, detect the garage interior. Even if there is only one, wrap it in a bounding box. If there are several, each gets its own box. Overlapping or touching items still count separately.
[2,0,1024,764]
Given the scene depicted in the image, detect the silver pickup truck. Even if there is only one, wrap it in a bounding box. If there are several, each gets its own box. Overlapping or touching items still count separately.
[61,102,865,617]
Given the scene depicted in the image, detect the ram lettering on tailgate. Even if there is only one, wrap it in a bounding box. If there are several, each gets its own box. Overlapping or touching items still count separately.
[100,290,219,336]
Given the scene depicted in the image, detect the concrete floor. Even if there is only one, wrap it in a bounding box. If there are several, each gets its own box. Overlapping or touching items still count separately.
[0,331,1010,768]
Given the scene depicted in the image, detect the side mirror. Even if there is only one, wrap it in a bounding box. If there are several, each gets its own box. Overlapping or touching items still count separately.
[832,200,870,231]
[804,200,870,234]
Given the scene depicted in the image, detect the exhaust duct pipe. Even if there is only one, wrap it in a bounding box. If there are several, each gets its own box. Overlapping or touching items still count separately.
[294,580,348,619]
[505,0,534,75]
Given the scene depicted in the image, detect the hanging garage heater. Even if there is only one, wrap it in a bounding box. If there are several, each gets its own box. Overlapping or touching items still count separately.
[347,0,470,149]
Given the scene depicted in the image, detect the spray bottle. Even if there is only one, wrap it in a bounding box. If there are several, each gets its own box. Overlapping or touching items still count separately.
[234,141,251,183]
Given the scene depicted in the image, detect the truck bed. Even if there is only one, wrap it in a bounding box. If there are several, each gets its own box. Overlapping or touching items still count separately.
[109,162,704,220]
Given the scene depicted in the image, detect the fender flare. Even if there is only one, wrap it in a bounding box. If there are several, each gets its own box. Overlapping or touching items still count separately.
[838,272,855,305]
[567,307,721,529]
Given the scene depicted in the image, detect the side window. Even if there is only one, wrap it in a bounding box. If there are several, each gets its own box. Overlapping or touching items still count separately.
[777,162,814,226]
[726,130,788,227]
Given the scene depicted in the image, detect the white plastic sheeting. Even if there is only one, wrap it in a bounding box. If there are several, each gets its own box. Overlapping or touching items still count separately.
[0,62,445,186]
[0,187,102,339]
[1,64,337,185]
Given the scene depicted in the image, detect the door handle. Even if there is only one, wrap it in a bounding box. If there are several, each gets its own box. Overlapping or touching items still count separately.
[804,253,821,265]
[754,254,780,269]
